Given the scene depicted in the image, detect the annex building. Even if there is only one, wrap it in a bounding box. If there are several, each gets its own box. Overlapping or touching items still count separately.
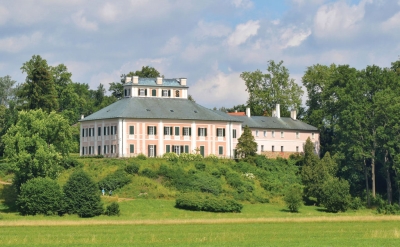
[79,76,319,158]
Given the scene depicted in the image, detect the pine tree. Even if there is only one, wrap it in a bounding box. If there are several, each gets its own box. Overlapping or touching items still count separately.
[236,125,257,158]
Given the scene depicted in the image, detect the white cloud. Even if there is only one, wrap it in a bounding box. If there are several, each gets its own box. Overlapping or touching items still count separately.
[195,20,231,38]
[0,32,42,53]
[227,20,260,46]
[0,5,9,25]
[232,0,253,9]
[280,27,311,49]
[99,3,119,22]
[382,11,400,31]
[313,0,370,40]
[72,10,98,31]
[181,44,214,62]
[161,36,181,54]
[190,71,247,108]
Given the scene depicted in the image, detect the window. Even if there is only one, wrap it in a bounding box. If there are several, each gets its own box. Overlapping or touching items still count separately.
[82,129,85,137]
[233,129,237,138]
[219,146,223,155]
[164,126,172,135]
[175,90,180,97]
[88,128,91,137]
[166,145,170,153]
[124,89,131,97]
[103,126,110,136]
[261,145,264,152]
[185,145,189,153]
[98,127,101,136]
[198,128,207,137]
[296,132,299,139]
[130,144,134,153]
[263,131,266,137]
[104,145,108,154]
[111,145,116,154]
[296,146,299,152]
[175,126,180,136]
[312,132,315,139]
[272,130,275,138]
[272,145,275,152]
[173,145,182,155]
[281,146,284,152]
[152,89,156,96]
[111,126,117,135]
[216,128,225,137]
[148,145,156,157]
[281,131,284,138]
[82,147,85,155]
[162,90,170,97]
[256,130,259,137]
[139,88,147,96]
[148,126,156,135]
[129,126,134,135]
[98,146,101,155]
[89,146,92,154]
[183,127,191,136]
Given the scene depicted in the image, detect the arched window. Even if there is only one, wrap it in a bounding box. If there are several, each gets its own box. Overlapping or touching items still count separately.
[175,90,180,97]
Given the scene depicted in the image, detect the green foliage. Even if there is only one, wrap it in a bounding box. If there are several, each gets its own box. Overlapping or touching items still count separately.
[284,184,303,212]
[163,152,178,162]
[241,60,303,116]
[236,126,257,158]
[194,163,206,171]
[98,169,131,191]
[320,178,351,213]
[126,66,162,78]
[0,75,16,106]
[179,153,203,162]
[105,202,120,216]
[136,153,147,160]
[16,177,63,215]
[377,203,400,215]
[61,157,82,169]
[349,197,364,210]
[175,192,243,212]
[63,170,103,217]
[125,163,140,174]
[140,168,158,179]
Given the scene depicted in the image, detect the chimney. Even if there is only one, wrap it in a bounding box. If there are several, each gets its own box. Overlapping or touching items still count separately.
[246,107,251,118]
[180,78,187,86]
[132,76,139,84]
[81,114,84,120]
[125,76,132,84]
[235,110,238,113]
[156,77,163,85]
[276,104,280,118]
[272,110,276,117]
[291,110,297,120]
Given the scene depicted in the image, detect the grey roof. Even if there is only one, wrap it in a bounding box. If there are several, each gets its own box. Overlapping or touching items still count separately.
[231,115,318,131]
[124,78,187,88]
[80,97,241,122]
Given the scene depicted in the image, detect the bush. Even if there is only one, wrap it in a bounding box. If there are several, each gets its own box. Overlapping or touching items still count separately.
[191,172,222,195]
[211,169,221,178]
[63,170,104,217]
[175,192,243,212]
[98,169,131,191]
[225,172,243,189]
[140,168,158,179]
[377,203,400,215]
[61,157,83,169]
[179,153,202,162]
[125,163,140,175]
[205,154,219,162]
[105,202,120,216]
[195,163,206,171]
[284,184,303,212]
[320,178,351,213]
[163,152,178,162]
[16,177,63,216]
[349,197,364,210]
[136,153,147,160]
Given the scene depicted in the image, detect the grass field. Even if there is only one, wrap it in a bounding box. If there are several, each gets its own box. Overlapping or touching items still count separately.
[1,199,400,246]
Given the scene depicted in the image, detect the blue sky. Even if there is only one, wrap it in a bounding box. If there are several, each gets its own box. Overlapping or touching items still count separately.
[0,0,399,108]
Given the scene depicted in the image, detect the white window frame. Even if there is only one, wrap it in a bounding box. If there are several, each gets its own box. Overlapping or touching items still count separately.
[183,127,190,136]
[263,131,266,137]
[149,145,155,157]
[281,131,284,138]
[281,146,284,152]
[312,132,315,139]
[296,132,299,139]
[256,130,259,137]
[162,90,168,97]
[199,128,206,137]
[148,126,155,135]
[217,128,224,137]
[261,145,264,152]
[139,89,145,96]
[173,145,181,155]
[272,145,275,152]
[296,146,299,152]
[164,126,172,135]
[272,130,275,138]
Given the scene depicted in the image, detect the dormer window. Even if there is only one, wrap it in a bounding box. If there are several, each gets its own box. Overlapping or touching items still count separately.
[139,89,147,96]
[175,90,180,97]
[162,90,171,97]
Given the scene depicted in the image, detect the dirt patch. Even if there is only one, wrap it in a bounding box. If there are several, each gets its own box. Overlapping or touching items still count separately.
[0,180,11,185]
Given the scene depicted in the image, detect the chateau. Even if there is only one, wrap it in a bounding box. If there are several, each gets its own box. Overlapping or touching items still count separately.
[79,76,319,158]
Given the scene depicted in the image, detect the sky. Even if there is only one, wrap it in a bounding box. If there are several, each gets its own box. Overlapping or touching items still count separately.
[0,0,399,109]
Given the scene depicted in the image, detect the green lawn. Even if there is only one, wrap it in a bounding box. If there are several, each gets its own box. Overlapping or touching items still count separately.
[1,199,399,246]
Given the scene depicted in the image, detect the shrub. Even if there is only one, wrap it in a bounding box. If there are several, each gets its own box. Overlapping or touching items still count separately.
[105,202,120,216]
[284,184,303,212]
[205,154,219,162]
[191,172,222,195]
[349,197,364,210]
[225,172,243,189]
[16,177,63,216]
[98,169,131,191]
[175,192,243,212]
[63,170,104,217]
[136,153,147,160]
[163,152,178,162]
[125,163,140,174]
[140,168,158,179]
[61,157,83,169]
[195,163,206,171]
[320,178,351,213]
[377,203,400,215]
[211,169,221,178]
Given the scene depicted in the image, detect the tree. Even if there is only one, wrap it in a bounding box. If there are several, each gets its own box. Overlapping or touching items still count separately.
[236,126,257,158]
[3,109,73,189]
[16,177,63,215]
[284,184,303,212]
[126,65,162,78]
[0,75,16,106]
[320,178,351,212]
[241,60,303,116]
[109,82,124,99]
[17,55,59,112]
[63,170,103,217]
[188,95,195,102]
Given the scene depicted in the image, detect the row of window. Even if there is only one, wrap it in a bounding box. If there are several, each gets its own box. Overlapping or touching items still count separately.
[82,145,117,155]
[82,126,117,137]
[124,88,181,98]
[141,126,228,137]
[260,145,300,152]
[255,130,315,139]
